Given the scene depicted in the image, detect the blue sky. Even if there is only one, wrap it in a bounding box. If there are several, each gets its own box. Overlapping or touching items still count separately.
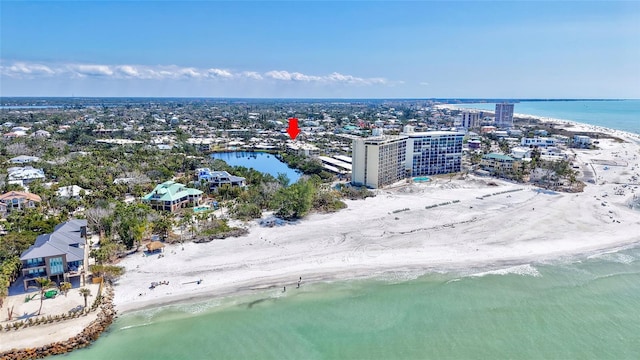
[1,1,639,98]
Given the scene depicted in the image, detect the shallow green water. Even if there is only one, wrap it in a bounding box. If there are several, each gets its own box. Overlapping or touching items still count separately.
[60,248,640,360]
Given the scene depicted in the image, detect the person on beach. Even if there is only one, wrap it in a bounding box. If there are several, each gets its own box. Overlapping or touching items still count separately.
[283,286,286,292]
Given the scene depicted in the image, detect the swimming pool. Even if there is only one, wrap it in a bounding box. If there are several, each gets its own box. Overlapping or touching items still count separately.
[193,206,211,213]
[413,176,431,182]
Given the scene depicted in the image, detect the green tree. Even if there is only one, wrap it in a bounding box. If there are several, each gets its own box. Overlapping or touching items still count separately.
[59,281,72,297]
[79,288,92,308]
[272,179,316,220]
[152,213,174,241]
[35,277,54,315]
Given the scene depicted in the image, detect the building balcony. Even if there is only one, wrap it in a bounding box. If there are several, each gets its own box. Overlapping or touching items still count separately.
[22,261,46,269]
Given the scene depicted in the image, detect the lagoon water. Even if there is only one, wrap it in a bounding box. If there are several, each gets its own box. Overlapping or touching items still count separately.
[61,247,640,360]
[58,101,640,359]
[211,151,301,183]
[455,100,640,135]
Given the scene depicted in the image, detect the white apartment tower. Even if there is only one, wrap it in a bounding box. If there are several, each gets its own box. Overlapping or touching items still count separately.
[495,103,514,128]
[352,135,408,188]
[402,129,464,176]
[461,111,480,129]
[352,129,464,188]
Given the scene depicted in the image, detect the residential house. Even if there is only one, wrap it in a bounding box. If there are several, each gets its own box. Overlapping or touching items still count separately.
[573,135,592,148]
[142,181,203,212]
[31,130,51,138]
[9,155,41,164]
[57,185,91,200]
[20,219,87,290]
[0,191,42,214]
[7,166,45,186]
[196,168,246,190]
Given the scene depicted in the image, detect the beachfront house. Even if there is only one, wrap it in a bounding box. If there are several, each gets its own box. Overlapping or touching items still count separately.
[573,135,592,148]
[0,191,42,215]
[142,181,203,212]
[196,168,246,191]
[20,219,87,290]
[521,137,556,148]
[480,153,520,176]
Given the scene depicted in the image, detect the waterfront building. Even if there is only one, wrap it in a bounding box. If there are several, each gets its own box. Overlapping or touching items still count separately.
[402,129,464,176]
[351,129,463,188]
[480,153,520,175]
[573,135,592,148]
[20,219,87,290]
[521,137,557,148]
[142,181,203,212]
[351,135,408,188]
[495,103,514,128]
[286,142,320,157]
[196,168,246,190]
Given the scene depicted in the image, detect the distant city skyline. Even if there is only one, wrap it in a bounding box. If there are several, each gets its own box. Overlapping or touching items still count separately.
[1,1,639,98]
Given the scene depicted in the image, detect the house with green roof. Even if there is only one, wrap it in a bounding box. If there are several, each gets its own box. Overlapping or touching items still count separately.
[480,153,521,175]
[142,181,203,212]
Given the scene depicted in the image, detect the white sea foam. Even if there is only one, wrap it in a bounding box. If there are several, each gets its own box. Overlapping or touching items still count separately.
[173,299,223,314]
[469,264,541,278]
[588,252,635,264]
[119,322,153,331]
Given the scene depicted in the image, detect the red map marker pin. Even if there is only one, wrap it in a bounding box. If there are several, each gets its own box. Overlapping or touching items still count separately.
[287,117,300,140]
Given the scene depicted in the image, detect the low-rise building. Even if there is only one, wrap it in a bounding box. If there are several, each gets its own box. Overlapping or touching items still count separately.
[57,185,91,199]
[196,168,246,190]
[9,155,41,164]
[142,181,203,212]
[7,166,45,185]
[573,135,592,148]
[521,137,556,148]
[480,153,520,175]
[286,142,320,157]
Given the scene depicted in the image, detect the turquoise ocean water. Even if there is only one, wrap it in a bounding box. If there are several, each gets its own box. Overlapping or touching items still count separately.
[58,100,640,359]
[454,100,640,134]
[61,248,640,360]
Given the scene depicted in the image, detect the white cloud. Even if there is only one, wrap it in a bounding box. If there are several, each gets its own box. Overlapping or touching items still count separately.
[207,68,234,79]
[241,71,263,80]
[67,64,114,77]
[1,60,395,86]
[0,62,55,75]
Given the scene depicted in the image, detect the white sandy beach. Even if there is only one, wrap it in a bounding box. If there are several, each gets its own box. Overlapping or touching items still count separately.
[112,131,640,314]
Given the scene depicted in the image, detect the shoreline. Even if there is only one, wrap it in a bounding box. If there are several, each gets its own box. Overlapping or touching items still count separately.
[115,240,640,316]
[434,103,640,138]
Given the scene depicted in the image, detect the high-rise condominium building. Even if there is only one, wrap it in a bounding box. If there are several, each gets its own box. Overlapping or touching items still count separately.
[403,130,464,176]
[352,135,408,188]
[495,103,514,128]
[351,128,464,188]
[461,111,480,129]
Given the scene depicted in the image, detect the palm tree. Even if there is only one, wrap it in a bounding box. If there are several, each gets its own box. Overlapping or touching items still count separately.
[35,277,54,315]
[79,288,92,308]
[59,281,72,296]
